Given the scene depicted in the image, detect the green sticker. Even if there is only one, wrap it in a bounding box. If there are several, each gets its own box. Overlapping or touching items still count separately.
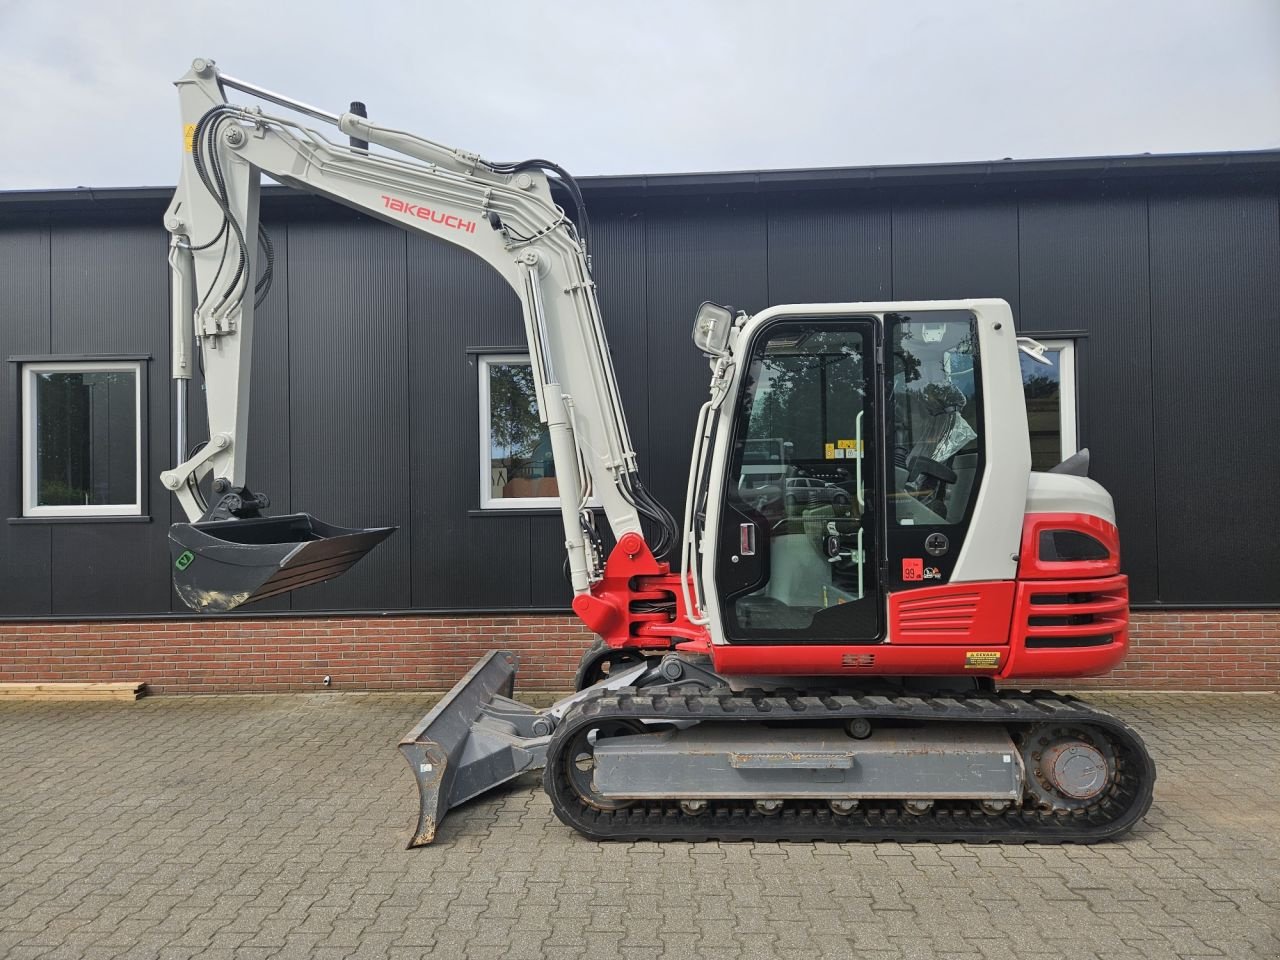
[175,550,195,571]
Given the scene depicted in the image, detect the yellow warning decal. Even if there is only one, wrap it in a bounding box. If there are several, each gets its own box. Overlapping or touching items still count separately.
[184,123,197,152]
[964,651,1001,670]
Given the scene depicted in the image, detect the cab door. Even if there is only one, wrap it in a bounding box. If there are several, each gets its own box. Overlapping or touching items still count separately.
[882,310,986,592]
[716,317,881,643]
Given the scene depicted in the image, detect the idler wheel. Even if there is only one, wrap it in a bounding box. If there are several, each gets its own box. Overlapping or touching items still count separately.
[562,719,646,811]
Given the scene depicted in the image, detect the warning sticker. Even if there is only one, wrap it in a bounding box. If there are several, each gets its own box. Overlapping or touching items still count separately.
[826,439,863,460]
[965,651,1001,670]
[184,123,196,152]
[902,558,924,581]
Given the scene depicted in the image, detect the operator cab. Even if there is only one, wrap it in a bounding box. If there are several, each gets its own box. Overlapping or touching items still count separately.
[701,307,989,645]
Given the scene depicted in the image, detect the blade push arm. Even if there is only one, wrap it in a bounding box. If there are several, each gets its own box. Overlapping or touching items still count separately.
[163,59,668,592]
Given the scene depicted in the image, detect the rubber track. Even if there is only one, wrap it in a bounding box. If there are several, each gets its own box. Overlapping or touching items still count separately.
[544,688,1156,843]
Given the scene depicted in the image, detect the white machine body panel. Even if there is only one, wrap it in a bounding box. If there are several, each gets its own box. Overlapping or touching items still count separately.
[1025,472,1117,525]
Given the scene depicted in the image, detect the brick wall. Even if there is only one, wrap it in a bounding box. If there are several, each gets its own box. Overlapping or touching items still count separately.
[0,609,1276,695]
[1051,610,1280,691]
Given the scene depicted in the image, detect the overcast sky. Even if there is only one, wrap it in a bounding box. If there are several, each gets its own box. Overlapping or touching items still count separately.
[1,0,1278,190]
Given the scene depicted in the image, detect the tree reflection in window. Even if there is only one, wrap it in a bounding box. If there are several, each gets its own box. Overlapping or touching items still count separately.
[486,360,557,502]
[890,319,982,526]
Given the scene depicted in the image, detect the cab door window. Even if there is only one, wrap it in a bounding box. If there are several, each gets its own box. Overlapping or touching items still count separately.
[719,320,880,642]
[889,315,983,528]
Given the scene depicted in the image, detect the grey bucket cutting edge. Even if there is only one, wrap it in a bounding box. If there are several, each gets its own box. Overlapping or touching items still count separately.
[399,650,551,847]
[169,514,396,613]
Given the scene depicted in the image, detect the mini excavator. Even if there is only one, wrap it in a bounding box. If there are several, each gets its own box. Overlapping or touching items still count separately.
[162,60,1155,846]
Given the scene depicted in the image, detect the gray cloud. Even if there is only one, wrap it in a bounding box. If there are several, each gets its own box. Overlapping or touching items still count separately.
[2,0,1278,190]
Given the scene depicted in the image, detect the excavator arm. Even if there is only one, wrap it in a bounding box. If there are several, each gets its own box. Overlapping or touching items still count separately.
[162,59,678,607]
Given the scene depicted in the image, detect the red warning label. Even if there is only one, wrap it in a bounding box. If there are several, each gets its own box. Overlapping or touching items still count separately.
[902,558,924,581]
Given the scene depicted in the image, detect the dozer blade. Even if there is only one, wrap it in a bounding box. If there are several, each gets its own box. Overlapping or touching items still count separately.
[399,651,553,847]
[169,513,396,613]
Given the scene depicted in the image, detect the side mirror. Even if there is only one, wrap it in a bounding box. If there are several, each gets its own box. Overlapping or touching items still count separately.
[1017,336,1053,366]
[692,301,734,357]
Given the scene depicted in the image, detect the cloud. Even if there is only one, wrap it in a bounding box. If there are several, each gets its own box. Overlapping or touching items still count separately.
[1,0,1278,189]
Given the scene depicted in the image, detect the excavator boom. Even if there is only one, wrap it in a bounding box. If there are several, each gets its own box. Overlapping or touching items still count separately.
[163,58,670,609]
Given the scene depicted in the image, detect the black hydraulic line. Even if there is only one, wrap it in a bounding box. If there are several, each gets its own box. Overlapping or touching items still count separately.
[190,106,251,315]
[254,222,274,306]
[626,472,678,560]
[486,157,591,257]
[189,105,276,314]
[189,112,234,312]
[617,471,675,559]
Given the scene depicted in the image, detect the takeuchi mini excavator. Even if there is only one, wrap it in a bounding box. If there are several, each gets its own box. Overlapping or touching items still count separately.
[163,59,1155,846]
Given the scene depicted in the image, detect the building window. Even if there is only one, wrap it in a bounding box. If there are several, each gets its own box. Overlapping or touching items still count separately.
[22,361,143,517]
[478,354,559,509]
[1021,340,1078,472]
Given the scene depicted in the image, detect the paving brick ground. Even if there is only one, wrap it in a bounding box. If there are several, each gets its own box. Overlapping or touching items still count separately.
[1,691,1277,959]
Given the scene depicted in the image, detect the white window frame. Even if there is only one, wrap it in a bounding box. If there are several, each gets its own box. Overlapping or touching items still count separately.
[22,360,144,518]
[1025,339,1078,465]
[478,354,561,510]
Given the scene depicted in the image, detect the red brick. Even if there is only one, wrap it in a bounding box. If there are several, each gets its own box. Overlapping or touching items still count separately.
[1,609,1274,694]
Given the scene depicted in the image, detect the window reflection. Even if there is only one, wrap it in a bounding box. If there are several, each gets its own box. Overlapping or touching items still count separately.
[725,323,878,640]
[1021,347,1066,472]
[889,317,982,527]
[24,363,142,517]
[482,357,558,505]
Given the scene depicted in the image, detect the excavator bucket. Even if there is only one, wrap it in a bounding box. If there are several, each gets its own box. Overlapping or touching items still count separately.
[399,651,552,847]
[169,514,396,613]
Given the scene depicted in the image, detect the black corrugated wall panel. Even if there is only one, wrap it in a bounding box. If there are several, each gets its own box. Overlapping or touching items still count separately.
[4,174,1280,618]
[286,220,411,610]
[48,224,171,615]
[589,200,651,484]
[891,198,1020,311]
[1017,192,1159,602]
[0,227,53,615]
[528,514,571,608]
[643,196,769,518]
[405,233,534,609]
[765,191,892,305]
[1148,191,1280,603]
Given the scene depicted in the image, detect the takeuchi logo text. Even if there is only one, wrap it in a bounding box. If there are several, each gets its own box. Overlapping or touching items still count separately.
[380,195,477,233]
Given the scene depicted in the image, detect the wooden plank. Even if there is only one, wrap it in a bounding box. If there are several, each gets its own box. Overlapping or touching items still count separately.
[0,682,145,701]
